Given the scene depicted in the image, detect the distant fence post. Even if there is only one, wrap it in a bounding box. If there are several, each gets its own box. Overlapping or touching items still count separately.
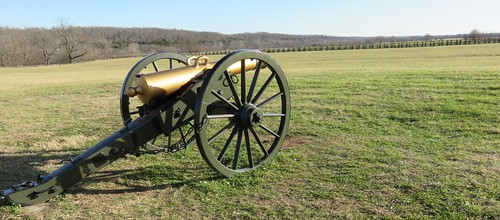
[252,36,500,56]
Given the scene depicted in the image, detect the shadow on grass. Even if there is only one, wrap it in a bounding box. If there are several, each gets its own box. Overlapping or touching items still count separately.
[70,164,223,195]
[0,148,83,188]
[0,149,223,196]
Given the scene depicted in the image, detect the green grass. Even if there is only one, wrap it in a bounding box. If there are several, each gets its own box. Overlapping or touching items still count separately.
[1,44,499,219]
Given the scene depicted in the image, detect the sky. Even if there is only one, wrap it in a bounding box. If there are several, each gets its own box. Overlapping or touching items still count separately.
[1,0,499,37]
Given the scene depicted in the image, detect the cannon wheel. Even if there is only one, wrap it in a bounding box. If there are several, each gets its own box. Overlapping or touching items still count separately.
[195,50,291,177]
[120,52,188,151]
[120,52,188,124]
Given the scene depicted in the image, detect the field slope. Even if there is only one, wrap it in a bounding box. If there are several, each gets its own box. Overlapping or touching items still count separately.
[0,44,499,219]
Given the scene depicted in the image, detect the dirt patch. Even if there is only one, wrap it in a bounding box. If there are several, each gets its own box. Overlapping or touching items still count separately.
[282,135,314,149]
[23,203,51,213]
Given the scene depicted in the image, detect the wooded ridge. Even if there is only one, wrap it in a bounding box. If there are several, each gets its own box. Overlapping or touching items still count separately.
[1,25,498,67]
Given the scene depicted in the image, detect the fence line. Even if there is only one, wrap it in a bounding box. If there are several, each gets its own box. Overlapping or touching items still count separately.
[189,37,500,56]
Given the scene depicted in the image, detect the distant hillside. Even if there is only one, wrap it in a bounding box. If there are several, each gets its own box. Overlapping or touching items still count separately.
[1,25,499,67]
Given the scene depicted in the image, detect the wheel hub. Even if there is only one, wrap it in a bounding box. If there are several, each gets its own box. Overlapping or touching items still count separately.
[239,104,263,128]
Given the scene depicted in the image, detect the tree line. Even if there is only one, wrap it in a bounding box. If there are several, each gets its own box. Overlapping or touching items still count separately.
[1,23,498,67]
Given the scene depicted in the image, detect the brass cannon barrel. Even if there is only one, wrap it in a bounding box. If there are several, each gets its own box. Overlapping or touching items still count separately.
[127,56,263,104]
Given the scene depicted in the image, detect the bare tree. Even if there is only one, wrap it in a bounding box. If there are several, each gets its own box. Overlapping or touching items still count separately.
[33,29,59,65]
[17,33,35,66]
[56,20,86,63]
[0,36,8,67]
[0,47,7,67]
[6,30,20,67]
[423,33,432,41]
[180,34,198,54]
[467,29,483,40]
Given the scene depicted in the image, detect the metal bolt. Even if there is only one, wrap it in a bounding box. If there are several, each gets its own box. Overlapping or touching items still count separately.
[173,109,181,118]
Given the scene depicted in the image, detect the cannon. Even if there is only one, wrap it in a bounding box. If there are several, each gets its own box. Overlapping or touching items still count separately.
[0,50,290,205]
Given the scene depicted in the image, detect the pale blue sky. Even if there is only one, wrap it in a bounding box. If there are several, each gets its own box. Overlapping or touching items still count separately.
[1,0,498,36]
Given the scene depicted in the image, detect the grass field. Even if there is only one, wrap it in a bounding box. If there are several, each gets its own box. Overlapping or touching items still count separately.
[0,44,499,219]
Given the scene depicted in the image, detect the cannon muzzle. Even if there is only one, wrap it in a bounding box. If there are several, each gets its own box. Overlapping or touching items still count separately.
[127,56,264,104]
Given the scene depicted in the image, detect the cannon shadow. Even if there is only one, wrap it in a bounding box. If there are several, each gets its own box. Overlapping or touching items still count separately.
[0,149,82,188]
[0,148,223,196]
[68,164,223,196]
